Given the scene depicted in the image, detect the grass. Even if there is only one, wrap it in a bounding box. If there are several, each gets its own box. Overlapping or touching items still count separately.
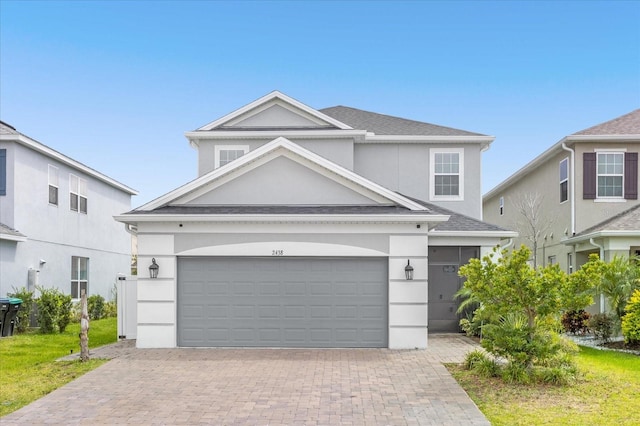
[448,346,640,426]
[0,317,117,417]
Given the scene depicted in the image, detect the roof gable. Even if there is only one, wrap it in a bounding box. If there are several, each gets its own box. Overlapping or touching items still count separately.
[573,109,640,136]
[137,137,428,212]
[197,91,352,131]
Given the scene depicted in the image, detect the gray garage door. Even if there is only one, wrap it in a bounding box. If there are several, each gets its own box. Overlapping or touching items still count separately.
[177,257,388,348]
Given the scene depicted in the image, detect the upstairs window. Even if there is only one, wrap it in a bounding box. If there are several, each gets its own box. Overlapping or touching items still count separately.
[0,149,6,196]
[583,151,638,200]
[559,158,569,203]
[70,174,88,213]
[597,152,624,198]
[499,196,504,215]
[430,148,464,200]
[48,165,59,205]
[71,256,88,299]
[215,145,249,168]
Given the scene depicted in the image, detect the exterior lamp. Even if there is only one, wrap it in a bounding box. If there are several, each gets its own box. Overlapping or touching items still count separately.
[404,259,414,281]
[149,258,159,279]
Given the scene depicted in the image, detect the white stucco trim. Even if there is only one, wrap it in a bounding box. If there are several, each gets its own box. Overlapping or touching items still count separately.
[564,230,640,245]
[362,135,494,145]
[177,241,388,257]
[0,233,28,242]
[197,91,353,131]
[135,137,430,212]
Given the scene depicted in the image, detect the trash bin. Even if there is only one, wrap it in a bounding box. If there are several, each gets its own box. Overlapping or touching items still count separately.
[0,298,9,337]
[1,298,22,337]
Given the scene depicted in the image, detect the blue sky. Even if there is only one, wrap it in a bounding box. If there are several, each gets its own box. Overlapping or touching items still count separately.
[1,1,639,206]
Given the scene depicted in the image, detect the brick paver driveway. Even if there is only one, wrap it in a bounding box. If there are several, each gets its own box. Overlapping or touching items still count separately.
[2,334,489,425]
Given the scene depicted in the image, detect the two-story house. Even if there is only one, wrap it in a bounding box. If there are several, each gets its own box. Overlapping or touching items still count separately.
[115,91,515,349]
[0,121,137,301]
[483,109,639,275]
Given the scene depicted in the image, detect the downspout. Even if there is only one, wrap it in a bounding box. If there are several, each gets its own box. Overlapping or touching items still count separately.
[561,142,576,236]
[590,237,605,312]
[124,224,137,235]
[502,238,514,250]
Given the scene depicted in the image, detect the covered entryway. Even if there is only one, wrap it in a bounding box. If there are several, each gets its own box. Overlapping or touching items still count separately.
[177,257,388,348]
[428,246,479,332]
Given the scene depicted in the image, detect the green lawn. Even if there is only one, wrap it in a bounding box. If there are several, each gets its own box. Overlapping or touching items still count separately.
[0,317,117,417]
[448,346,640,426]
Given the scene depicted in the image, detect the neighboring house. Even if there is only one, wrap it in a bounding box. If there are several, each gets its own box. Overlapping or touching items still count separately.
[115,91,515,349]
[0,121,137,301]
[484,109,639,275]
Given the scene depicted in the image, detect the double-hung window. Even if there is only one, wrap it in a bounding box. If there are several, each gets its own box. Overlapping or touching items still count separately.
[71,256,88,299]
[559,158,569,203]
[499,196,504,215]
[0,149,6,196]
[215,145,249,169]
[597,152,624,198]
[70,174,88,213]
[430,148,464,200]
[48,165,59,205]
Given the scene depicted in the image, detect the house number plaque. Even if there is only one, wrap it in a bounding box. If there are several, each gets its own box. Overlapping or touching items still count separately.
[272,250,284,256]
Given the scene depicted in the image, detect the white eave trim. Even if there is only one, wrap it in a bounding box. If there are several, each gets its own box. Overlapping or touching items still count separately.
[362,135,495,144]
[197,91,353,131]
[0,233,28,242]
[564,230,640,245]
[0,134,138,195]
[428,230,518,238]
[186,129,367,144]
[137,136,429,212]
[565,134,640,142]
[114,213,450,225]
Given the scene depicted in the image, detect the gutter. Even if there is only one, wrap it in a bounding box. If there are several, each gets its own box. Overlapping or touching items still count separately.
[561,143,576,236]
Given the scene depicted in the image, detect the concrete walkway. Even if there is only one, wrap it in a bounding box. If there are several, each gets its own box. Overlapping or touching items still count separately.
[2,334,489,425]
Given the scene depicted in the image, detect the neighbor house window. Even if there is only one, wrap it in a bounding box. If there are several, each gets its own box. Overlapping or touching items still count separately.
[548,255,556,266]
[499,196,504,216]
[69,174,87,213]
[430,148,464,200]
[567,253,573,274]
[0,149,6,196]
[559,158,568,203]
[597,152,624,198]
[48,165,59,205]
[215,145,249,168]
[71,256,88,299]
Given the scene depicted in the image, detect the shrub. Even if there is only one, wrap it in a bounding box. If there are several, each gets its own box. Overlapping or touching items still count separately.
[589,313,615,343]
[561,310,590,335]
[103,300,117,318]
[463,349,487,370]
[622,289,640,345]
[88,294,106,320]
[35,287,73,334]
[463,349,500,378]
[7,287,34,333]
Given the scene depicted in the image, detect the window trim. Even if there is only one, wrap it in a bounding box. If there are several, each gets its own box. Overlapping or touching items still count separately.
[214,145,249,169]
[559,157,569,204]
[70,256,89,300]
[595,150,625,199]
[48,165,59,206]
[69,174,88,213]
[429,148,464,201]
[0,149,6,196]
[499,196,504,216]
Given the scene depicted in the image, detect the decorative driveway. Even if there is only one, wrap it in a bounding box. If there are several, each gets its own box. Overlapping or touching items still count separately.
[2,334,489,425]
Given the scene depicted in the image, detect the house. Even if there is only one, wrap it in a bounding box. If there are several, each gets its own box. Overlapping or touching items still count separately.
[115,91,515,349]
[483,109,639,275]
[0,121,137,301]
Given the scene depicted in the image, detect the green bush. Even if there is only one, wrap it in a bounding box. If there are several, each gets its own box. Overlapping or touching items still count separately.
[103,300,117,318]
[561,310,590,335]
[35,287,73,334]
[7,287,34,333]
[622,289,640,345]
[87,294,106,320]
[589,313,615,343]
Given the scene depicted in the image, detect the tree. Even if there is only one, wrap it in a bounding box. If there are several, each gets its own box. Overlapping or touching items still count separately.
[458,245,600,376]
[510,192,553,268]
[597,255,640,327]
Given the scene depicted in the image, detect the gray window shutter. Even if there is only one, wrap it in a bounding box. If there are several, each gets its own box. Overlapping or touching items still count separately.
[625,152,638,200]
[583,152,596,199]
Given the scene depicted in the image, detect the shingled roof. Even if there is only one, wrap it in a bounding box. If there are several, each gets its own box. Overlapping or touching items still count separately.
[576,204,640,236]
[320,106,485,136]
[573,109,640,136]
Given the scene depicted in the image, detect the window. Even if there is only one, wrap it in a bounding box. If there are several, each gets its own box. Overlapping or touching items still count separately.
[597,152,624,198]
[69,174,87,213]
[0,149,6,196]
[548,255,556,266]
[71,256,88,299]
[215,145,249,168]
[499,196,504,216]
[48,165,59,205]
[559,158,568,203]
[430,148,464,200]
[567,253,573,274]
[583,151,638,200]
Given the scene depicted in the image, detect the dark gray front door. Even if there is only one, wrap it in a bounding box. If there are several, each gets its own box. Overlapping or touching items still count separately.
[177,257,388,348]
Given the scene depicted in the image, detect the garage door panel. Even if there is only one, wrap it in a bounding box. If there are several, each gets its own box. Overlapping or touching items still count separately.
[178,257,387,347]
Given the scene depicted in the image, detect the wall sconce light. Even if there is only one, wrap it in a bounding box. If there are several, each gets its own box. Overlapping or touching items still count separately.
[404,259,414,280]
[149,258,159,279]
